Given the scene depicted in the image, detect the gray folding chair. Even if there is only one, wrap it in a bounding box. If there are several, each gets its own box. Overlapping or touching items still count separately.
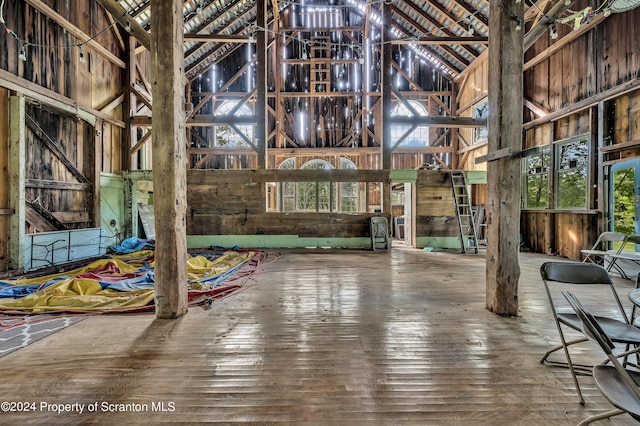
[540,261,640,404]
[563,291,640,425]
[581,231,627,276]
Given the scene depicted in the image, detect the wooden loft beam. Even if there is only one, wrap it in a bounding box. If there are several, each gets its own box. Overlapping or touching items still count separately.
[393,37,489,46]
[95,0,152,51]
[397,2,480,59]
[524,14,606,71]
[0,68,125,128]
[184,34,252,43]
[523,0,571,51]
[392,6,471,67]
[24,0,125,68]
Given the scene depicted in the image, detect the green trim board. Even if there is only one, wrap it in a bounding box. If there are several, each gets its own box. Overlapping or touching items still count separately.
[188,235,373,249]
[415,236,461,249]
[389,169,417,182]
[465,170,487,184]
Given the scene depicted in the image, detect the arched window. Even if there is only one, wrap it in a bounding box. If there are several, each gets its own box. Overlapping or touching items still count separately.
[339,158,357,212]
[391,100,429,147]
[276,158,360,212]
[299,159,334,211]
[214,101,254,147]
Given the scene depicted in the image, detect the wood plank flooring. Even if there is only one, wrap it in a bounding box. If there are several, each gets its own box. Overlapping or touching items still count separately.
[0,245,638,425]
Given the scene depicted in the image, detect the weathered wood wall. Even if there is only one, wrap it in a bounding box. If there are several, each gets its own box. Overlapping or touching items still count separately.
[414,170,459,243]
[0,1,125,239]
[1,0,124,171]
[187,170,390,240]
[455,59,488,171]
[521,211,598,260]
[520,7,640,260]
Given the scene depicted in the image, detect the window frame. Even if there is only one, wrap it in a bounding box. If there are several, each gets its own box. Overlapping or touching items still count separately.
[521,146,551,210]
[553,136,590,210]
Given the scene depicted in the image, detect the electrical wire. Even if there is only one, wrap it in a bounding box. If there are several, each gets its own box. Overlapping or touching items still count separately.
[0,2,132,52]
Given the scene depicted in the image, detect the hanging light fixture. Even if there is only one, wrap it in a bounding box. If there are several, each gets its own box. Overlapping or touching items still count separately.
[18,45,26,61]
[609,0,640,13]
[79,46,86,64]
[549,23,558,39]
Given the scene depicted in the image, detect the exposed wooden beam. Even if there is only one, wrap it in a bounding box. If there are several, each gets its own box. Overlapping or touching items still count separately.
[95,0,152,51]
[98,93,125,113]
[25,200,67,231]
[392,5,471,67]
[524,75,640,130]
[0,68,125,128]
[523,0,571,51]
[523,14,606,71]
[184,34,251,43]
[25,179,91,191]
[129,130,152,155]
[25,115,90,184]
[99,2,126,51]
[24,0,125,68]
[393,37,489,46]
[523,98,549,118]
[389,116,486,128]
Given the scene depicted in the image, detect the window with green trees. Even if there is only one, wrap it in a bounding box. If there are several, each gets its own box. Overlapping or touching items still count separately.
[523,147,550,208]
[555,138,588,209]
[521,137,589,210]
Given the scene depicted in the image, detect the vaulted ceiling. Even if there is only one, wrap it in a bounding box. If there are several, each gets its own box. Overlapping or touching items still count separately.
[111,0,491,82]
[104,0,639,83]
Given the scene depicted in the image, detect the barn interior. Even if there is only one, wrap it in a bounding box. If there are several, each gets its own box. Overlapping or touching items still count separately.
[2,0,640,424]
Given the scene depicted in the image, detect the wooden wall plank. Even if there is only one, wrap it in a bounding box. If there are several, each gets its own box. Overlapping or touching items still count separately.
[0,88,9,271]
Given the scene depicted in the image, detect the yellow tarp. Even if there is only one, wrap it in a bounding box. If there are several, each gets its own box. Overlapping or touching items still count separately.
[0,278,155,313]
[0,250,255,313]
[187,251,254,283]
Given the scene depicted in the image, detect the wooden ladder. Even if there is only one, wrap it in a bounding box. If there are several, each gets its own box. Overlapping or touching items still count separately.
[450,171,479,254]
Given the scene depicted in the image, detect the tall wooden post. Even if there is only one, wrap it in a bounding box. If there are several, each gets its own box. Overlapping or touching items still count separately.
[256,0,267,169]
[485,0,524,316]
[150,0,188,319]
[381,3,392,171]
[8,96,26,271]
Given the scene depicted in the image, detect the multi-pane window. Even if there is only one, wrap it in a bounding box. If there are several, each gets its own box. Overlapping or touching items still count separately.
[521,137,589,210]
[555,138,588,209]
[214,101,254,147]
[523,147,550,209]
[473,99,488,144]
[391,101,429,147]
[274,158,360,212]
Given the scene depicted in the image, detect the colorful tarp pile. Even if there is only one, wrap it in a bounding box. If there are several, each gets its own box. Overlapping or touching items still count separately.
[0,242,261,314]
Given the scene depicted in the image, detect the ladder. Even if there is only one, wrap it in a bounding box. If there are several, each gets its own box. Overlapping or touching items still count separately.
[450,171,479,254]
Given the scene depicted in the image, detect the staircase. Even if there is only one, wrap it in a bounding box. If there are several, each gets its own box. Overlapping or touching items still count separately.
[450,171,479,254]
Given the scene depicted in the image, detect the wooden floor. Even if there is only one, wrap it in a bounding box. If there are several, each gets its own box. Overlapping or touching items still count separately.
[1,245,639,425]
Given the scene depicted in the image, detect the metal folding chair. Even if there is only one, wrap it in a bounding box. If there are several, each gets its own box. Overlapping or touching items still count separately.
[581,231,627,276]
[563,291,640,425]
[539,261,640,404]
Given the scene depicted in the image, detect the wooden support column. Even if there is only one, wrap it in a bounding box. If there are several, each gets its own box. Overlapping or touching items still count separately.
[150,0,188,319]
[256,0,267,169]
[485,0,524,316]
[8,96,26,271]
[93,119,103,227]
[450,82,459,169]
[381,3,392,170]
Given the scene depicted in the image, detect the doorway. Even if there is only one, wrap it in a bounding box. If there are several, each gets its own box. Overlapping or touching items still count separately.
[610,159,640,247]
